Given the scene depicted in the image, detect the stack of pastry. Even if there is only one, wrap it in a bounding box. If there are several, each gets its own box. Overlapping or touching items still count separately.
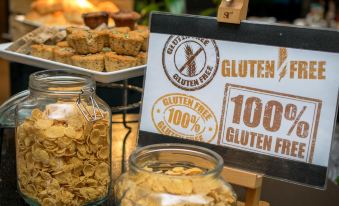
[30,25,148,72]
[26,0,119,26]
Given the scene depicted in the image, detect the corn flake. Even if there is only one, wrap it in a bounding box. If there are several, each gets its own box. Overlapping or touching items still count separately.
[16,103,110,206]
[83,164,95,177]
[32,148,49,163]
[42,197,57,206]
[35,119,53,130]
[89,129,100,144]
[32,109,43,120]
[115,166,237,206]
[97,146,109,160]
[94,162,109,180]
[45,126,65,139]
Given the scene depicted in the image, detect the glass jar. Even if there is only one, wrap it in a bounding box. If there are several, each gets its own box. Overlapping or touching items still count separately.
[114,143,237,206]
[14,70,112,206]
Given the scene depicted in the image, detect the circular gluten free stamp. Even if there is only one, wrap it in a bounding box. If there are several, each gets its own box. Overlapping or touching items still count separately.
[162,36,220,91]
[152,93,218,143]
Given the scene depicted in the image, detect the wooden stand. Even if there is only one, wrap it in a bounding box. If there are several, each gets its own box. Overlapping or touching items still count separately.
[222,166,270,206]
[217,0,249,24]
[217,2,269,205]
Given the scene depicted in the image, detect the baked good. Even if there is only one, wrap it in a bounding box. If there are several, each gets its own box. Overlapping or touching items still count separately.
[82,12,109,29]
[97,2,119,13]
[66,27,88,35]
[63,1,96,24]
[135,25,148,31]
[136,52,147,65]
[133,29,149,51]
[105,27,130,48]
[71,53,104,72]
[110,27,131,34]
[110,11,141,30]
[109,31,143,56]
[56,41,69,48]
[96,29,110,47]
[104,52,137,72]
[31,0,63,15]
[54,47,75,65]
[67,30,105,54]
[102,47,112,53]
[7,27,60,54]
[27,11,70,26]
[31,44,55,60]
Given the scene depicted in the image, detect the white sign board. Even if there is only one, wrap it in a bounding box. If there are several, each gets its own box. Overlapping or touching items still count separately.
[139,12,339,188]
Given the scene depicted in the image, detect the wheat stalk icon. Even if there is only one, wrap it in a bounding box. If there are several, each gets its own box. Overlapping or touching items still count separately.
[278,48,288,81]
[184,44,197,77]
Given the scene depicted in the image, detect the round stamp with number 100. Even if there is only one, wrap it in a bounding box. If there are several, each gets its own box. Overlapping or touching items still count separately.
[152,93,218,143]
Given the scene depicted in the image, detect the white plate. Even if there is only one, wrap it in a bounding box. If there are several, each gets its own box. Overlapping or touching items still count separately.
[15,15,41,28]
[0,43,146,83]
[15,15,85,29]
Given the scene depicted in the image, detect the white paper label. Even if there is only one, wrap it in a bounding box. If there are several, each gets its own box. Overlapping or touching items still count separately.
[140,33,339,167]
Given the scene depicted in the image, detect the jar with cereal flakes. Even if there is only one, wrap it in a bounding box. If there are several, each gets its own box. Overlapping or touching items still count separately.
[14,70,112,206]
[114,143,237,206]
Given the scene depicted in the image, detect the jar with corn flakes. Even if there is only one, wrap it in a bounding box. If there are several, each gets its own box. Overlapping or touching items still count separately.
[15,70,112,206]
[114,143,237,206]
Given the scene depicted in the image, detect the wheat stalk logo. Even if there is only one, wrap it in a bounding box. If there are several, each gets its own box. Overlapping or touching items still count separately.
[278,48,288,81]
[184,44,197,77]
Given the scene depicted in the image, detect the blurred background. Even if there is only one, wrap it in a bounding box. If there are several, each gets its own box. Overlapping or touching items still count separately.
[0,0,338,205]
[0,0,338,104]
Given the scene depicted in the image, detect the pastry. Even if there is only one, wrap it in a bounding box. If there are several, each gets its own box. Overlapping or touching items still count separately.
[31,0,63,15]
[102,47,112,53]
[109,31,143,56]
[54,47,75,65]
[136,52,147,66]
[82,12,109,29]
[104,27,130,48]
[66,27,88,35]
[67,30,105,54]
[110,27,131,34]
[96,29,110,47]
[104,52,137,72]
[133,29,149,51]
[56,41,69,48]
[97,2,119,13]
[63,1,96,24]
[110,11,141,30]
[135,25,148,31]
[71,53,105,72]
[30,44,55,60]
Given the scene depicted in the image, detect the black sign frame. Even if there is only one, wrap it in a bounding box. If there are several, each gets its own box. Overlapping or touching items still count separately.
[138,12,339,189]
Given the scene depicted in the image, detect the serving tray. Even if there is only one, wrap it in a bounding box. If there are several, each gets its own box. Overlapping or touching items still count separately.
[0,43,145,83]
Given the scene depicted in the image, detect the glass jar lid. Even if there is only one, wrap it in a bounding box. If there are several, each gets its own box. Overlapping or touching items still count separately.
[29,70,95,94]
[130,143,224,177]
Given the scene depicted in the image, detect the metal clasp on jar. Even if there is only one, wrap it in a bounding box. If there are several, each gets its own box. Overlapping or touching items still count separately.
[76,87,104,122]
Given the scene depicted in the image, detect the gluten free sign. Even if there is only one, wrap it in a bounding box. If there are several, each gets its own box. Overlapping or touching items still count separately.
[140,13,339,188]
[219,84,322,163]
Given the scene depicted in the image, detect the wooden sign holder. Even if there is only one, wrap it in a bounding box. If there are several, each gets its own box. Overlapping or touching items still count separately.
[222,166,269,206]
[217,0,249,24]
[217,1,269,205]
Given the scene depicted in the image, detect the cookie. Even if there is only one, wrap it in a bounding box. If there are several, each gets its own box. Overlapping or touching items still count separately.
[104,52,137,72]
[71,53,105,72]
[109,31,143,56]
[31,44,55,60]
[67,30,105,54]
[54,47,75,65]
